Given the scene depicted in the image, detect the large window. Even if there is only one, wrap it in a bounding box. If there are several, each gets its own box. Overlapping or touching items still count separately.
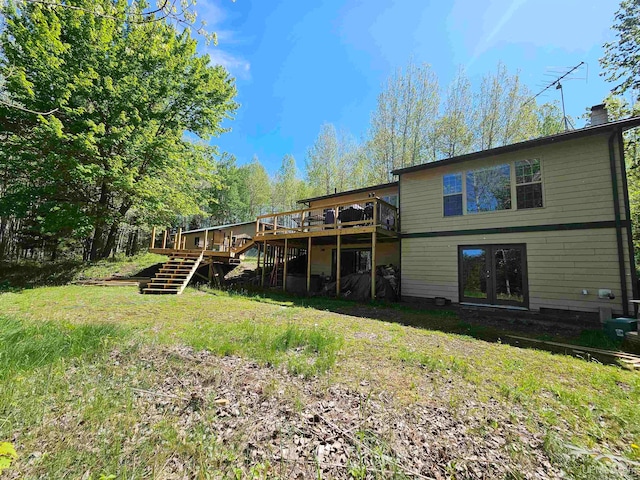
[515,159,543,209]
[459,244,528,307]
[466,164,511,213]
[442,159,543,217]
[443,173,463,216]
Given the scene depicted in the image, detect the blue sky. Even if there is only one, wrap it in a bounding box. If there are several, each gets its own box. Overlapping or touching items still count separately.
[197,0,621,176]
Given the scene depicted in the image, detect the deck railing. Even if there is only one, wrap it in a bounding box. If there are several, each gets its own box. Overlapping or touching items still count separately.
[254,197,398,238]
[149,228,252,255]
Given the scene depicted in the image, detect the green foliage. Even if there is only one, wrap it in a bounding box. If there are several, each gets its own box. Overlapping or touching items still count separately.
[177,319,342,378]
[0,442,18,475]
[0,0,237,259]
[0,316,123,380]
[0,252,165,289]
[601,0,640,98]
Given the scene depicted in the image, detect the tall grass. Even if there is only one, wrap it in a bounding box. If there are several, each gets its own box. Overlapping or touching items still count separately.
[177,320,342,378]
[0,316,123,380]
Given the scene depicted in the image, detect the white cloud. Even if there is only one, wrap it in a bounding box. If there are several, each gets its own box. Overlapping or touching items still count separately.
[195,0,251,80]
[206,47,251,79]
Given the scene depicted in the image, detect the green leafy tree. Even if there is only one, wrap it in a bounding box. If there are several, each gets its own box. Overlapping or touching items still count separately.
[436,67,474,159]
[601,0,640,99]
[0,0,237,260]
[367,61,440,181]
[474,62,538,150]
[240,156,271,219]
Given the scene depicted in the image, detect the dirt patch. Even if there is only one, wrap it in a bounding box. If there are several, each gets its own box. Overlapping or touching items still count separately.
[57,346,561,478]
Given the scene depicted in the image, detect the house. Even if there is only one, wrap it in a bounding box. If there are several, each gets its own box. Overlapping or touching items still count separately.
[147,107,640,323]
[392,109,640,320]
[180,221,258,252]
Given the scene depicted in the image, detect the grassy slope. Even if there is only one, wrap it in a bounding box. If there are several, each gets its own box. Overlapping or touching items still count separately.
[0,253,166,290]
[0,284,639,478]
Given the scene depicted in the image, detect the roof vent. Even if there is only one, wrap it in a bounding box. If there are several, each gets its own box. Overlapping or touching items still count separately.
[590,104,609,126]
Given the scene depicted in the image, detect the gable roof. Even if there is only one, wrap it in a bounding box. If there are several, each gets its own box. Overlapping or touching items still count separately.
[391,116,640,176]
[297,181,399,205]
[182,220,256,235]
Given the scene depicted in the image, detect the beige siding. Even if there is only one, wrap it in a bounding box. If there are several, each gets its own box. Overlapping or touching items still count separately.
[400,134,627,234]
[399,133,635,315]
[310,241,399,276]
[401,229,633,314]
[307,185,398,210]
[182,222,258,250]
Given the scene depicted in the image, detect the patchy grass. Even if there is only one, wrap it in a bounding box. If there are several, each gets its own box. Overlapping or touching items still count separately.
[0,285,639,478]
[0,316,124,380]
[0,253,165,290]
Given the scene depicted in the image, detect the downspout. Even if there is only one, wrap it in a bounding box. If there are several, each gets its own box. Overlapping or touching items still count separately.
[617,128,639,312]
[609,130,630,316]
[398,177,402,299]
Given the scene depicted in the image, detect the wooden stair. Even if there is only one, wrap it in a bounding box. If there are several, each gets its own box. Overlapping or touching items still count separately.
[143,251,204,295]
[231,239,255,256]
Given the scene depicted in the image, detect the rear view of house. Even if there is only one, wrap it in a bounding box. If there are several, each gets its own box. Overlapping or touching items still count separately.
[394,111,640,321]
[147,108,640,327]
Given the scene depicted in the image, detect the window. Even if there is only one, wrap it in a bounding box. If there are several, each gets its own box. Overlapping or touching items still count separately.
[515,159,543,209]
[443,173,463,216]
[459,244,528,307]
[466,164,511,213]
[381,195,398,207]
[331,248,371,279]
[194,236,201,247]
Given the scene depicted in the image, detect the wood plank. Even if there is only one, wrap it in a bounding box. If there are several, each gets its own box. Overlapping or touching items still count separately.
[371,231,377,300]
[505,335,640,361]
[336,234,341,298]
[283,238,288,292]
[307,237,312,293]
[261,240,267,287]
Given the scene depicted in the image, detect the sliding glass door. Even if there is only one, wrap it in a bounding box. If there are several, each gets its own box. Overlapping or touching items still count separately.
[459,244,528,307]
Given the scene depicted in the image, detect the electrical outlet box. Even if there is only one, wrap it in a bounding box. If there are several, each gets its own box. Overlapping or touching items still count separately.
[598,289,613,299]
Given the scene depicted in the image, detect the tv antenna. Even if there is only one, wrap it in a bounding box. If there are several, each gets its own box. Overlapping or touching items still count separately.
[525,61,587,131]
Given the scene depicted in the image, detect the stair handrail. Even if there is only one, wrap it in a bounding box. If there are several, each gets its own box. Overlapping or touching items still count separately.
[176,250,205,295]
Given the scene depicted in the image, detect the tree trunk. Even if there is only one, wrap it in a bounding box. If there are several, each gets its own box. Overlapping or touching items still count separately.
[90,182,110,261]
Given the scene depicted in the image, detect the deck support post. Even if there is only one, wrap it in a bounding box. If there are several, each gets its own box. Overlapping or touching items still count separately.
[307,237,312,293]
[176,228,182,250]
[283,238,288,292]
[208,260,213,287]
[162,230,168,249]
[150,227,156,249]
[182,236,186,250]
[203,229,208,251]
[261,240,267,287]
[371,231,377,301]
[257,241,262,270]
[336,234,341,298]
[230,230,233,251]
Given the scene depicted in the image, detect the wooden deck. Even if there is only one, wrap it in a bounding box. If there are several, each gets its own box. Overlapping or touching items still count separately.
[149,247,239,261]
[254,197,398,240]
[253,197,399,299]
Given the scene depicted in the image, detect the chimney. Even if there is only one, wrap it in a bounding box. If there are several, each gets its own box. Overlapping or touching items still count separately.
[590,104,609,126]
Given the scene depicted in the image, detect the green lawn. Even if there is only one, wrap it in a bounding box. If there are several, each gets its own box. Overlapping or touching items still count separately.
[0,277,639,478]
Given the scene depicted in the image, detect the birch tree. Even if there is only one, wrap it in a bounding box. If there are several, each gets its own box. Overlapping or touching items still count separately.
[367,62,440,180]
[436,68,474,159]
[241,156,271,218]
[474,62,538,150]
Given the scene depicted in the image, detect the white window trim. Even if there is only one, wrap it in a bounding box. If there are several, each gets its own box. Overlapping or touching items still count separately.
[442,173,464,217]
